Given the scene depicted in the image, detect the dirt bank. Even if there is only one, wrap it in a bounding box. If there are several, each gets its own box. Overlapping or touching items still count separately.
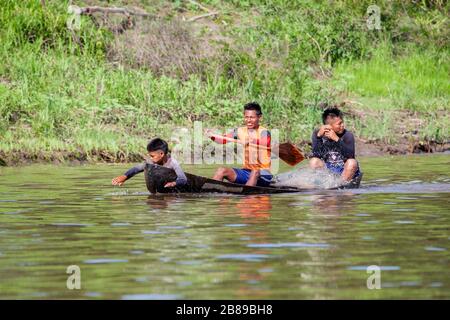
[1,139,448,167]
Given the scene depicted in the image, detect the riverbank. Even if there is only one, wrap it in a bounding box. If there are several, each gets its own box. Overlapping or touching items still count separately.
[0,1,448,166]
[1,137,449,166]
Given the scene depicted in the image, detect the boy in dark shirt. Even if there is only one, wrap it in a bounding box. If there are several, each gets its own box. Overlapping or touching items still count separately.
[112,138,187,188]
[310,107,361,182]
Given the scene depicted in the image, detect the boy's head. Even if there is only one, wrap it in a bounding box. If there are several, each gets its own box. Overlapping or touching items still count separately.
[243,102,262,129]
[147,138,169,163]
[322,107,345,134]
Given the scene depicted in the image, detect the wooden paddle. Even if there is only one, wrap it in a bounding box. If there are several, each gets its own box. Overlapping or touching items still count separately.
[211,135,304,166]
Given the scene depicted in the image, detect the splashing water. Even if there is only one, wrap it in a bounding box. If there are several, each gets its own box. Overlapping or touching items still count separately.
[272,167,343,189]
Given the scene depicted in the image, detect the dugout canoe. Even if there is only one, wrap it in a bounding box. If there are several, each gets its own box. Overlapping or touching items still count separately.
[144,163,361,195]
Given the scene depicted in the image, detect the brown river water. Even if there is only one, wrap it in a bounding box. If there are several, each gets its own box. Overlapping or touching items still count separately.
[0,154,449,299]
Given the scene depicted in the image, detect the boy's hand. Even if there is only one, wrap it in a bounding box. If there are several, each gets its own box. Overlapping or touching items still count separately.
[324,129,339,142]
[112,175,127,186]
[317,125,332,137]
[164,181,177,188]
[205,129,216,138]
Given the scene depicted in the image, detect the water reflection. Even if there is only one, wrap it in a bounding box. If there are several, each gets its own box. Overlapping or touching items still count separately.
[308,192,357,216]
[146,195,178,210]
[217,195,274,298]
[236,195,272,220]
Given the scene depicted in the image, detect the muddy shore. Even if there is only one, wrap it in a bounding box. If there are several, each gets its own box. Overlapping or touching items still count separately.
[1,139,448,167]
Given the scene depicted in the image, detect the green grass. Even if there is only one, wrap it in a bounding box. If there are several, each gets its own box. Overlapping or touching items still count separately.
[0,0,448,163]
[330,43,449,142]
[332,44,449,111]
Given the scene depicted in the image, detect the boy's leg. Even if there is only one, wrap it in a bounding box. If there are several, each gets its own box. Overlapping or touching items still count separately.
[341,159,358,182]
[213,167,237,182]
[245,170,260,186]
[309,157,325,169]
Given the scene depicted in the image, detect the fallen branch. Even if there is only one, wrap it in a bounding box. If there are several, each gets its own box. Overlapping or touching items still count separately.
[187,0,211,13]
[78,6,153,18]
[69,5,155,34]
[188,11,219,22]
[186,0,220,22]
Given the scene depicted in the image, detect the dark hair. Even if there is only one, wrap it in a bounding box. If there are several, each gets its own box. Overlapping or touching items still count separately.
[244,102,262,115]
[322,107,343,124]
[147,138,169,154]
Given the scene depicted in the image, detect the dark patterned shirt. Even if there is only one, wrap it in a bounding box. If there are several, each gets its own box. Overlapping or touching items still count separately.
[311,129,356,167]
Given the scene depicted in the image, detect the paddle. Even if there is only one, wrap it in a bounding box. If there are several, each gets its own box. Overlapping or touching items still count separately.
[210,135,304,166]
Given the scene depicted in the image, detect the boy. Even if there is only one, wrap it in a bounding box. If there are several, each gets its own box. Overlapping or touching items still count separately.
[309,106,361,182]
[207,102,272,187]
[112,138,187,188]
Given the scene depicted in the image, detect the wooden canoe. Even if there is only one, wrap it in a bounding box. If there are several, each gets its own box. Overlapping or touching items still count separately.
[144,164,362,194]
[144,163,307,194]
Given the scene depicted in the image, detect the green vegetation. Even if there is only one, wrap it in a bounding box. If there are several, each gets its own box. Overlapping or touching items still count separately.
[0,0,448,163]
[333,45,448,109]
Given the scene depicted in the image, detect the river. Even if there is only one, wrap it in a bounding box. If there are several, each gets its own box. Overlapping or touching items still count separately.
[0,154,449,299]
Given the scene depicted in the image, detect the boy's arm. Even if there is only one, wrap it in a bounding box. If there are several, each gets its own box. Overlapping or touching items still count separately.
[112,163,145,186]
[169,159,188,186]
[123,163,146,180]
[338,132,355,159]
[311,129,323,158]
[210,129,238,144]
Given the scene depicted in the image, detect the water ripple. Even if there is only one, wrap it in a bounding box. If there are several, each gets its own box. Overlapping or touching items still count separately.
[84,258,128,264]
[425,246,447,252]
[121,293,180,300]
[247,242,330,248]
[216,254,270,262]
[224,224,247,227]
[347,266,400,271]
